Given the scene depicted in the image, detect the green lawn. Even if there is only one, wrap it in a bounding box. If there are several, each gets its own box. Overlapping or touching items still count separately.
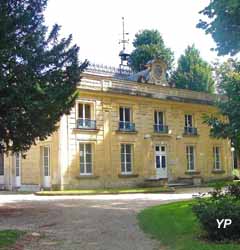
[0,230,25,249]
[35,186,174,196]
[138,201,240,250]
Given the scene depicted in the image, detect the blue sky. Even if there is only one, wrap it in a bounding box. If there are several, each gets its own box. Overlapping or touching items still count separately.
[44,0,223,68]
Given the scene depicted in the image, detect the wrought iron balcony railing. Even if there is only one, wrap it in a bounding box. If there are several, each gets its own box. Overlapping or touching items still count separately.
[154,124,169,134]
[119,121,136,132]
[77,119,96,130]
[184,126,198,135]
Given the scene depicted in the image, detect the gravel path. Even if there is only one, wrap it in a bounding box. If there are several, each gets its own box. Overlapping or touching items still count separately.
[0,188,211,250]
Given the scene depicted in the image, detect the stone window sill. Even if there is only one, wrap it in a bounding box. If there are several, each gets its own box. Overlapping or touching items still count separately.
[185,171,201,175]
[212,169,225,174]
[182,133,199,137]
[115,130,138,134]
[118,174,139,178]
[76,175,99,180]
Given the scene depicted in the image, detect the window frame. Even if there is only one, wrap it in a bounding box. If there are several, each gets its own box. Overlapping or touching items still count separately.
[119,106,132,123]
[154,111,164,125]
[0,153,4,176]
[186,145,195,171]
[43,146,50,177]
[185,114,193,128]
[15,152,21,177]
[213,146,221,170]
[79,143,93,176]
[120,144,133,175]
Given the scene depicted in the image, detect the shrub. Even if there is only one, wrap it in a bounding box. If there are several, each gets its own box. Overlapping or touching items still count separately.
[232,169,240,180]
[226,182,240,199]
[193,197,240,242]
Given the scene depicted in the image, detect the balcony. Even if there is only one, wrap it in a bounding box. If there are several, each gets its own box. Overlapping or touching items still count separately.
[119,121,136,132]
[154,124,169,134]
[76,118,96,130]
[184,126,198,136]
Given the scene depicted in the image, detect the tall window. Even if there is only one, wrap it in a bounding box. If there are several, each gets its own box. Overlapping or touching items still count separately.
[121,144,133,174]
[185,114,193,127]
[186,146,195,171]
[80,144,93,175]
[0,153,4,176]
[15,153,21,177]
[154,111,164,125]
[120,107,131,123]
[213,146,221,170]
[43,146,50,177]
[78,103,91,120]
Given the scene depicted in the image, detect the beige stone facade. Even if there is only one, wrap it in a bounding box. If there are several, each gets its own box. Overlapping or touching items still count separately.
[0,60,233,190]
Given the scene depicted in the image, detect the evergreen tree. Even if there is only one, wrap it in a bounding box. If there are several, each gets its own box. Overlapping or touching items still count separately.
[0,0,88,153]
[129,29,174,72]
[172,45,214,93]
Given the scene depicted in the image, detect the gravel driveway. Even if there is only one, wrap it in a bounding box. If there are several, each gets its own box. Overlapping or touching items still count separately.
[0,188,210,250]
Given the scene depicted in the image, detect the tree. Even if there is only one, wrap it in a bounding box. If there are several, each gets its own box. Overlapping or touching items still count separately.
[203,59,240,165]
[171,45,214,93]
[197,0,240,56]
[0,0,88,153]
[129,29,174,72]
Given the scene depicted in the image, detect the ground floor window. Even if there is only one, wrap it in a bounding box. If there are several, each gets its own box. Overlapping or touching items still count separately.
[0,153,4,176]
[15,153,21,177]
[121,144,133,174]
[43,146,50,177]
[213,146,221,170]
[186,145,195,171]
[80,143,93,175]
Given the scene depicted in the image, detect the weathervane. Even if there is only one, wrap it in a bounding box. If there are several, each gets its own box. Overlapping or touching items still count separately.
[119,17,130,71]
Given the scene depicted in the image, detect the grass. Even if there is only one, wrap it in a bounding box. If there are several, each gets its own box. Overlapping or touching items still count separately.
[35,186,174,196]
[206,179,239,188]
[0,230,25,249]
[138,201,240,250]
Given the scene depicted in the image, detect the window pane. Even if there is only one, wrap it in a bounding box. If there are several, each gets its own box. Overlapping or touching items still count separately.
[120,107,124,121]
[125,108,130,122]
[154,111,158,124]
[126,163,132,172]
[78,103,83,118]
[156,156,160,168]
[43,147,49,157]
[158,112,163,124]
[86,153,92,164]
[121,163,125,173]
[0,153,4,176]
[161,146,165,152]
[85,144,92,154]
[121,144,125,154]
[126,154,131,163]
[85,104,91,119]
[155,146,160,151]
[162,156,166,168]
[86,163,92,174]
[125,144,131,154]
[80,163,85,174]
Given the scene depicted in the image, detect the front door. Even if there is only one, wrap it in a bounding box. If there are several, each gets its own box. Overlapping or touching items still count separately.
[15,153,21,187]
[0,153,4,185]
[155,145,167,178]
[43,146,51,188]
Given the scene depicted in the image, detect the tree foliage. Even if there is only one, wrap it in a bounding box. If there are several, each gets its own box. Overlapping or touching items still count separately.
[0,0,88,153]
[203,59,240,159]
[129,29,174,72]
[197,0,240,56]
[171,45,214,93]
